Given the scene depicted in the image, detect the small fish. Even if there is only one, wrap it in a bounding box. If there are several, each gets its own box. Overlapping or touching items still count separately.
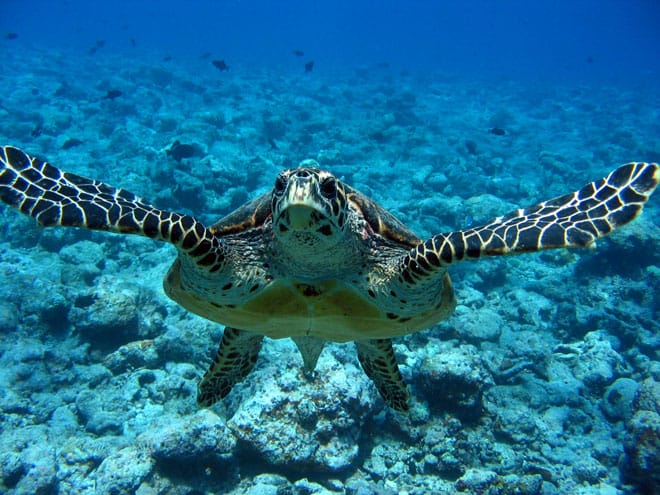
[62,138,83,150]
[103,89,122,100]
[304,61,314,72]
[167,140,197,163]
[293,49,304,57]
[88,39,106,55]
[163,55,172,62]
[268,138,278,150]
[130,37,136,47]
[31,124,43,138]
[4,32,18,40]
[212,59,229,71]
[489,127,506,136]
[465,140,478,155]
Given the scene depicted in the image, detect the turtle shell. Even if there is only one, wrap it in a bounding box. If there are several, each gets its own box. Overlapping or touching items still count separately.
[209,182,421,249]
[343,184,420,248]
[209,192,272,236]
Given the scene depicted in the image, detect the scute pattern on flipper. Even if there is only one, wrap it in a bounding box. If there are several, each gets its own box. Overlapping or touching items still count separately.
[0,146,227,269]
[197,327,264,407]
[401,162,659,283]
[355,339,409,412]
[1,144,657,415]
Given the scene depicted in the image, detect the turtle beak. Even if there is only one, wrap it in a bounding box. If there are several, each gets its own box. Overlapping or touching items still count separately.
[273,170,336,236]
[288,177,313,204]
[282,180,323,230]
[278,183,328,233]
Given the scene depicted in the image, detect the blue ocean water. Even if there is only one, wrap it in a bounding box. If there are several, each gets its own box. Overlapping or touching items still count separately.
[3,0,660,80]
[0,1,659,494]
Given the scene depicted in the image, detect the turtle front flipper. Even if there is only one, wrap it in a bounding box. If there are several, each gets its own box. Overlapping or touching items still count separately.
[355,339,409,412]
[197,327,263,407]
[0,146,226,268]
[401,162,659,282]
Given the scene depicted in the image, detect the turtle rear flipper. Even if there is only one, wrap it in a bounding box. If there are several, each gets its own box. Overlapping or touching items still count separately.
[0,146,226,268]
[197,327,263,407]
[355,339,409,412]
[402,162,659,281]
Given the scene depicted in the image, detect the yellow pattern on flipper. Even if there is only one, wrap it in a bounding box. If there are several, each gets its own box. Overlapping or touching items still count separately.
[0,145,657,412]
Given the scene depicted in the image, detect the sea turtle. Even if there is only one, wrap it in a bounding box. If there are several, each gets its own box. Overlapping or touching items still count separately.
[0,145,657,411]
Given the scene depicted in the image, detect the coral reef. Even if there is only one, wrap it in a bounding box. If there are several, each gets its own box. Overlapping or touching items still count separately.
[0,41,657,495]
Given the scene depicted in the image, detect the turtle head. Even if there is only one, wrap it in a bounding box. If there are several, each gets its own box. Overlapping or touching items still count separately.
[271,162,349,246]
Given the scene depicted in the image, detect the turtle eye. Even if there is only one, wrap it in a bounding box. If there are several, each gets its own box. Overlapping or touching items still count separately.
[274,174,287,195]
[319,177,337,199]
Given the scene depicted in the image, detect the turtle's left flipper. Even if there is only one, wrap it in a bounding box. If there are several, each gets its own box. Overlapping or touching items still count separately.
[0,146,226,268]
[402,162,659,281]
[355,339,409,412]
[197,327,263,407]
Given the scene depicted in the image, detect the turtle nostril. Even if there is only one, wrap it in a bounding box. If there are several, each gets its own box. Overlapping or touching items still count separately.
[294,169,311,178]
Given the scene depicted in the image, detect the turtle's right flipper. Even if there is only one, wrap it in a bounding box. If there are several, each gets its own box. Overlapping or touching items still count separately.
[401,162,659,281]
[197,327,263,407]
[0,146,226,268]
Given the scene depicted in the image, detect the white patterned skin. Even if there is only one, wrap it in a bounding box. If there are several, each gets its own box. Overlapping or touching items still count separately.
[167,161,659,342]
[166,165,456,342]
[0,145,657,411]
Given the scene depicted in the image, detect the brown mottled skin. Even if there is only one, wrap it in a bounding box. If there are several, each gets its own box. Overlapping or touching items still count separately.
[0,145,657,412]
